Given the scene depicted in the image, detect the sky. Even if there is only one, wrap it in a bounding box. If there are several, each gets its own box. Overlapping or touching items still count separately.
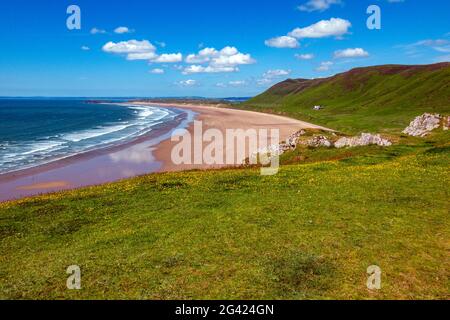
[0,0,449,97]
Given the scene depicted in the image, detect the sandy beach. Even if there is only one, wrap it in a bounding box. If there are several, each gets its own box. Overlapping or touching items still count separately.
[144,102,331,172]
[0,103,330,202]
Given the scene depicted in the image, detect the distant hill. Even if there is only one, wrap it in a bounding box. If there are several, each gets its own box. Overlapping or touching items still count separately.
[243,63,450,134]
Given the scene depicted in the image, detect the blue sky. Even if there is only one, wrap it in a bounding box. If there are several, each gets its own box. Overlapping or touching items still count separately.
[0,0,449,97]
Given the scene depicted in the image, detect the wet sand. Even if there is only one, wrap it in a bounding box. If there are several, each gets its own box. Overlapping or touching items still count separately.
[0,103,331,202]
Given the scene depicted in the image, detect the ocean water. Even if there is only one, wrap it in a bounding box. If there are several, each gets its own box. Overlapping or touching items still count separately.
[0,99,180,174]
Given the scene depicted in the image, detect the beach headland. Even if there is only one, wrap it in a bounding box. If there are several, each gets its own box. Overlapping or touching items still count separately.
[0,102,330,202]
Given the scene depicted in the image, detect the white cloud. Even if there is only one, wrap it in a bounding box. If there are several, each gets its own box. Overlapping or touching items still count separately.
[183,46,255,74]
[401,39,450,55]
[185,47,218,64]
[183,65,237,74]
[177,79,197,87]
[155,41,166,48]
[265,36,300,48]
[334,48,369,59]
[412,39,449,47]
[90,27,106,35]
[257,69,291,86]
[295,53,315,60]
[114,26,133,34]
[315,61,333,72]
[127,52,158,60]
[150,68,164,74]
[81,46,90,51]
[229,80,247,86]
[434,54,450,62]
[103,39,182,63]
[103,40,156,54]
[289,18,351,39]
[298,0,342,12]
[151,53,183,63]
[216,80,248,88]
[263,69,291,78]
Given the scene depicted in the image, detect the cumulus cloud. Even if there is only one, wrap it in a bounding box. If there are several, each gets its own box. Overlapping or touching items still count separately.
[298,0,342,12]
[103,40,155,54]
[185,47,218,64]
[315,61,333,72]
[81,46,90,51]
[151,53,183,63]
[114,26,133,34]
[150,68,164,74]
[257,69,291,86]
[183,46,255,74]
[263,69,291,78]
[102,39,182,63]
[295,53,315,60]
[334,48,369,59]
[288,18,351,39]
[265,36,300,48]
[90,27,106,35]
[183,65,237,74]
[177,79,197,87]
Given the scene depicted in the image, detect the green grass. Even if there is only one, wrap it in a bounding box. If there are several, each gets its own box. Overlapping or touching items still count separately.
[1,64,449,299]
[1,132,449,299]
[242,63,450,134]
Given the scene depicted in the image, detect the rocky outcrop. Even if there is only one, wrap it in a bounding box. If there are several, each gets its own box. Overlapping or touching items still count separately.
[307,135,332,148]
[251,130,306,160]
[402,113,442,137]
[285,130,306,148]
[335,133,392,148]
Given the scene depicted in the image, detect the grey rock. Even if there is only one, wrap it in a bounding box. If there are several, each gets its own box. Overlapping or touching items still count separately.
[402,113,442,137]
[335,133,392,148]
[285,129,306,148]
[307,135,333,148]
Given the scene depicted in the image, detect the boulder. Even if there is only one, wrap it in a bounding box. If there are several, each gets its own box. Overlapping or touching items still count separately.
[285,129,306,148]
[307,136,333,148]
[335,133,392,148]
[402,113,442,137]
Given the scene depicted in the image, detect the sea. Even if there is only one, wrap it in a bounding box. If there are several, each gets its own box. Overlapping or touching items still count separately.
[0,98,183,174]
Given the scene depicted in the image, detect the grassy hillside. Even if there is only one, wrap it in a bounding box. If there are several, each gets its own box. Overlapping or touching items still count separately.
[1,132,449,299]
[243,63,450,134]
[1,63,449,300]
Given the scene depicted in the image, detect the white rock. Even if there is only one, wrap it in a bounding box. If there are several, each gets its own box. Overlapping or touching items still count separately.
[335,133,392,148]
[307,136,332,148]
[402,113,442,137]
[285,129,306,148]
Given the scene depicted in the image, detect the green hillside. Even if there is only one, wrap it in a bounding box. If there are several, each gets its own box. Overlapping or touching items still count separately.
[1,133,449,299]
[243,63,450,134]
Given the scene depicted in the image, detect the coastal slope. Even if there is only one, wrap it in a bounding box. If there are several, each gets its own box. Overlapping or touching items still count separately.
[243,62,450,133]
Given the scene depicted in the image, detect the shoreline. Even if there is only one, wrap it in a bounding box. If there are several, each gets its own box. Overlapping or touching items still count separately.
[141,102,332,172]
[0,102,331,202]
